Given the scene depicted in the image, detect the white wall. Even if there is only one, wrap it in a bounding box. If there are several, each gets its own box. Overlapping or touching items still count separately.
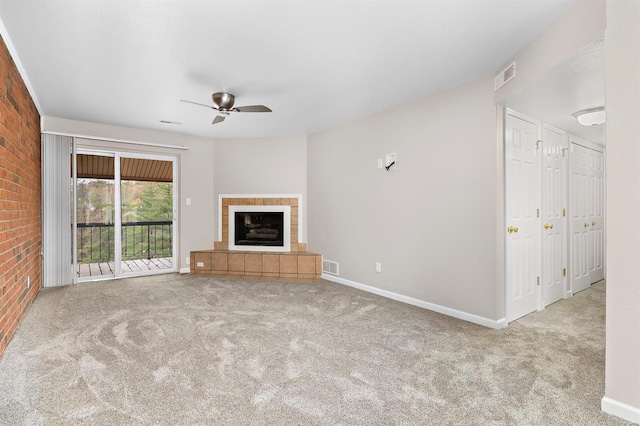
[41,117,216,272]
[307,76,500,322]
[213,136,308,241]
[602,0,640,422]
[495,0,606,103]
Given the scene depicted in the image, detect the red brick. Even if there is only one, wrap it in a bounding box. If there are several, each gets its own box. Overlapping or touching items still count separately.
[0,33,41,358]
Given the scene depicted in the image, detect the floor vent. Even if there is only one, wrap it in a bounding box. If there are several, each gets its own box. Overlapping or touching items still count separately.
[322,260,339,276]
[495,61,516,91]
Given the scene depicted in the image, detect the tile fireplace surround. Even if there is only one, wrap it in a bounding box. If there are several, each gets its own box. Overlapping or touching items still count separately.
[190,196,322,279]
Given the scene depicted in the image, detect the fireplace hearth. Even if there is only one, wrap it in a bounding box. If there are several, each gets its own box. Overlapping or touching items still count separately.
[197,195,322,278]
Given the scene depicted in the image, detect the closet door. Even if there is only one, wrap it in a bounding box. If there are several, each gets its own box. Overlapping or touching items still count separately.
[570,141,605,293]
[589,149,605,282]
[570,143,591,293]
[505,112,541,322]
[542,125,567,306]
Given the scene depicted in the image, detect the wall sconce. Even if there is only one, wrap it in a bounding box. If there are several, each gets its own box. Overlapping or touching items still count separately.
[572,107,605,126]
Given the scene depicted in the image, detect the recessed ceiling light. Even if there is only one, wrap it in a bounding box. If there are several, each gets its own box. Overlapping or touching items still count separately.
[572,107,605,126]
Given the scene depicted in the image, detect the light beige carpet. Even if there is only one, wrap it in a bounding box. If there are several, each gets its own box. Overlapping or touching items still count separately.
[0,275,630,425]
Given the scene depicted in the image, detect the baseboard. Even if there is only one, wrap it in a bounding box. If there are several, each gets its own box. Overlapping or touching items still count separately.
[602,396,640,424]
[322,274,507,330]
[179,267,190,274]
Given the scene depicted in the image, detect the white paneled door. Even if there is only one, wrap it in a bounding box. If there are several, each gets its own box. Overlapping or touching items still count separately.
[570,143,590,293]
[589,148,605,283]
[541,125,567,306]
[570,142,604,292]
[505,112,541,322]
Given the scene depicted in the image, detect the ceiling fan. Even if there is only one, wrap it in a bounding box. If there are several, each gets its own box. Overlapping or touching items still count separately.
[181,92,272,124]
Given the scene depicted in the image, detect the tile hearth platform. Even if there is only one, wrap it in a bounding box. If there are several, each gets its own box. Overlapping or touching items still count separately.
[190,250,322,280]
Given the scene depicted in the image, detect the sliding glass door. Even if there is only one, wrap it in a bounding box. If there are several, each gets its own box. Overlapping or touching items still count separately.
[74,152,116,279]
[117,154,175,276]
[73,150,177,281]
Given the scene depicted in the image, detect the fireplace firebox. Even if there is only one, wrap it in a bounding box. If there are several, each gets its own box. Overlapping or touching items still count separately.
[228,205,291,252]
[234,212,284,247]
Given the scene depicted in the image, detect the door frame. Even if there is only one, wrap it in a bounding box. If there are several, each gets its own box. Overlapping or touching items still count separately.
[72,148,178,282]
[504,108,606,322]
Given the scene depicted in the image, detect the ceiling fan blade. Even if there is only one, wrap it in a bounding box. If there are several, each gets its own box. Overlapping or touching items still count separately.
[234,105,272,113]
[181,99,218,110]
[212,115,226,125]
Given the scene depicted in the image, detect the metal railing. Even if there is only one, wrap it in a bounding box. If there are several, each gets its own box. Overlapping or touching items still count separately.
[76,221,173,263]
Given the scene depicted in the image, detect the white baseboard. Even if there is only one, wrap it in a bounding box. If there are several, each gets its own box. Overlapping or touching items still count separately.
[602,396,640,424]
[322,274,507,330]
[179,267,190,274]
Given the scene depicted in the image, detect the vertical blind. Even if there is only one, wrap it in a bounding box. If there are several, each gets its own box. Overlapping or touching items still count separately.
[42,133,72,287]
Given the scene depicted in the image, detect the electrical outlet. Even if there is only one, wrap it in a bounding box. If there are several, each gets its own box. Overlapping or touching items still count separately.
[186,198,192,206]
[375,262,382,273]
[27,276,30,289]
[377,159,383,168]
[186,257,190,265]
[196,261,204,268]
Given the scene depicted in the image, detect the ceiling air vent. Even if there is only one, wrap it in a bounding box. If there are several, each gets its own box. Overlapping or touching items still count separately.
[322,259,339,276]
[495,61,516,91]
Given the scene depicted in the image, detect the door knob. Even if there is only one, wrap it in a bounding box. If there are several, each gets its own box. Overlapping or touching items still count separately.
[584,223,589,228]
[544,223,554,230]
[592,221,596,226]
[508,226,519,233]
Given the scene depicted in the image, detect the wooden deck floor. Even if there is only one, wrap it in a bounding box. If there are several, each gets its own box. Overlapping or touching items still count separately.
[77,257,174,278]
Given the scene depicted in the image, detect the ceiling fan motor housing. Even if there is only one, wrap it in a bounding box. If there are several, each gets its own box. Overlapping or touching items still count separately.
[212,92,235,110]
[180,92,271,124]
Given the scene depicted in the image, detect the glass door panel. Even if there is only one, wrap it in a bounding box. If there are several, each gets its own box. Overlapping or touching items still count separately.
[119,156,175,276]
[75,153,116,280]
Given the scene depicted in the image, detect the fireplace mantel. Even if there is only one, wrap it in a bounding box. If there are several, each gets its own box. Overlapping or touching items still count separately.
[215,194,304,252]
[228,205,291,252]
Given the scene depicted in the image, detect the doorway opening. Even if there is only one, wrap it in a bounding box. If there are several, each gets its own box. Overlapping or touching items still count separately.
[503,109,605,323]
[73,151,177,281]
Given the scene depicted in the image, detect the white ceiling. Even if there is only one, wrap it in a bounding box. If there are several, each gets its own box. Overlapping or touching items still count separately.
[0,0,577,139]
[503,35,605,145]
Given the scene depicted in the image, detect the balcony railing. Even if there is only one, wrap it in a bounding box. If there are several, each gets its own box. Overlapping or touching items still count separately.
[76,221,173,263]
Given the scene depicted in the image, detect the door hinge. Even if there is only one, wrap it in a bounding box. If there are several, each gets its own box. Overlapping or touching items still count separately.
[537,276,540,286]
[562,148,567,157]
[563,268,567,277]
[536,208,540,218]
[562,208,566,217]
[536,140,543,150]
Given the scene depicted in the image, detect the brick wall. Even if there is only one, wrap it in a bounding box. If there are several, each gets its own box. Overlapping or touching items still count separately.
[0,34,41,356]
